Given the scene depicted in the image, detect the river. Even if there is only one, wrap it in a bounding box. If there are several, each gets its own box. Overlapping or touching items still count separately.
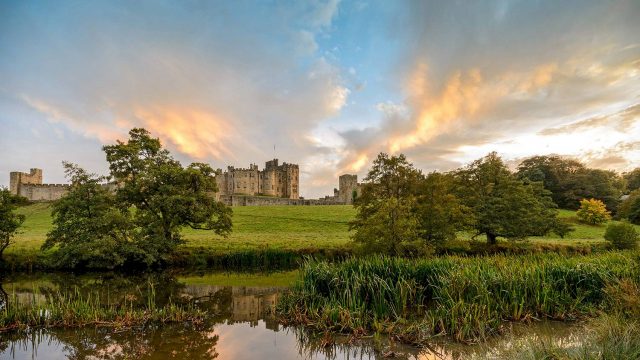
[0,271,582,359]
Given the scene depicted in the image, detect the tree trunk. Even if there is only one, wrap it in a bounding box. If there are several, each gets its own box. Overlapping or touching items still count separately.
[487,233,498,245]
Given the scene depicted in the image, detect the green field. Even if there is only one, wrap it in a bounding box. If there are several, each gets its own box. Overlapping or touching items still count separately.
[9,203,630,258]
[7,203,355,259]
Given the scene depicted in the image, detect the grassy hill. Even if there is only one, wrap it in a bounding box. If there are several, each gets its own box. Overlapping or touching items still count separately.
[7,203,356,259]
[6,203,636,269]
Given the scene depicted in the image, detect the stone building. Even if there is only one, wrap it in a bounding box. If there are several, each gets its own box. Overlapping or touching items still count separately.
[215,159,299,199]
[321,174,362,205]
[9,168,70,201]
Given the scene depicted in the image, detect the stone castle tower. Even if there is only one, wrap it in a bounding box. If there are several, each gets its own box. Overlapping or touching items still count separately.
[333,174,361,204]
[10,168,42,195]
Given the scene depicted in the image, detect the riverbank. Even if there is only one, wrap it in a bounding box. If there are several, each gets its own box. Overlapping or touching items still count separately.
[278,251,640,344]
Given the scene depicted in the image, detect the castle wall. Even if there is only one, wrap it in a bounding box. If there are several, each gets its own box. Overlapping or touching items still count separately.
[18,184,70,201]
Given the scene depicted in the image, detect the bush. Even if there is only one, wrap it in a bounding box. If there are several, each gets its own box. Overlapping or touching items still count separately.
[577,198,611,225]
[604,222,639,250]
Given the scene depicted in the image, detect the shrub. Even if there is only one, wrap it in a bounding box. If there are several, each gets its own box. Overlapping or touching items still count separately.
[577,198,611,225]
[604,222,639,250]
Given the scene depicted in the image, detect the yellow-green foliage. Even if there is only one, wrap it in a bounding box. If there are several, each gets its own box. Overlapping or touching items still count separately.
[577,198,612,225]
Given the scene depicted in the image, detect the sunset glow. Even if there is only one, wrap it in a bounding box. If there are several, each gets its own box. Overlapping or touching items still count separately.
[1,0,639,198]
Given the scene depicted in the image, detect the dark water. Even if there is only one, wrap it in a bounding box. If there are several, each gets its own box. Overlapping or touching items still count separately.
[0,272,581,360]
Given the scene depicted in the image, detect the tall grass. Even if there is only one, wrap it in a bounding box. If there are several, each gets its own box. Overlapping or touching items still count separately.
[0,284,204,332]
[278,251,640,343]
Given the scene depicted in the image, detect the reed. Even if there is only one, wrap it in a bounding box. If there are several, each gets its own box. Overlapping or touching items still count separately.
[278,251,640,343]
[0,284,204,332]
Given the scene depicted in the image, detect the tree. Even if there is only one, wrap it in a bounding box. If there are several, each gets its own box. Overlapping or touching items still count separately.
[516,155,585,208]
[43,163,134,269]
[351,197,423,255]
[415,172,468,245]
[455,152,569,244]
[517,156,624,211]
[604,222,638,250]
[0,188,25,261]
[576,198,611,225]
[624,168,640,192]
[103,128,232,264]
[618,190,640,225]
[44,129,233,269]
[350,153,424,255]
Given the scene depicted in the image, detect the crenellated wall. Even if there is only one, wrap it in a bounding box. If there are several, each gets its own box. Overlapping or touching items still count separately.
[18,183,71,201]
[9,168,117,202]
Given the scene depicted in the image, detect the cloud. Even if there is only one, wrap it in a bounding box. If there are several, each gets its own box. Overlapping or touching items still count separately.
[1,1,349,196]
[332,0,640,176]
[539,104,640,136]
[2,0,640,198]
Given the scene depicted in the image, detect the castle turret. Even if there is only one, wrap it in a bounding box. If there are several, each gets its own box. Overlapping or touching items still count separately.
[10,168,43,195]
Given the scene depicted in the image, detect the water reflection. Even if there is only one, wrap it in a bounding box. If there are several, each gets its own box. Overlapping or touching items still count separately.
[0,272,582,360]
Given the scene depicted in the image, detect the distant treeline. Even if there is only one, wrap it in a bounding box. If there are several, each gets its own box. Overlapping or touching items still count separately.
[349,152,639,255]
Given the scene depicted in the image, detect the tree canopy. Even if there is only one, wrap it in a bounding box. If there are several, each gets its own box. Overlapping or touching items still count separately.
[516,155,624,211]
[44,128,233,269]
[456,152,570,244]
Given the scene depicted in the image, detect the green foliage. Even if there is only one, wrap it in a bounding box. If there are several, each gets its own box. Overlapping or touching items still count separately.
[352,197,424,256]
[0,188,26,261]
[624,168,640,192]
[415,172,468,244]
[44,128,233,269]
[43,163,134,269]
[104,128,232,264]
[517,155,624,211]
[618,190,640,225]
[577,198,612,225]
[279,252,639,343]
[350,153,424,255]
[604,222,639,250]
[455,152,568,244]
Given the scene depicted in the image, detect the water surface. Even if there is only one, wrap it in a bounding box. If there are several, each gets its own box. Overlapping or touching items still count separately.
[0,272,582,359]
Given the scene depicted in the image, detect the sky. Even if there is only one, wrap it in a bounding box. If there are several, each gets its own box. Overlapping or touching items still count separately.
[1,0,639,198]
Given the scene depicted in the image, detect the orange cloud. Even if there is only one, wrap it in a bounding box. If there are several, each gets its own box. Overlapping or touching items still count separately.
[132,106,235,160]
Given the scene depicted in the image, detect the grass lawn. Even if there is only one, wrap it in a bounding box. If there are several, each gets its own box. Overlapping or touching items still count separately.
[9,203,636,261]
[8,203,356,258]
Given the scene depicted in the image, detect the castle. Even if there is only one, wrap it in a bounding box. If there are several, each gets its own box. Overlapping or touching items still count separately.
[9,161,361,206]
[9,168,70,201]
[214,159,299,199]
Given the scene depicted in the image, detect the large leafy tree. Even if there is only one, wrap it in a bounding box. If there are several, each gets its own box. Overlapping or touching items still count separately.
[0,188,26,261]
[350,153,424,255]
[43,163,133,269]
[415,172,469,245]
[103,128,232,263]
[456,152,570,244]
[45,128,232,269]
